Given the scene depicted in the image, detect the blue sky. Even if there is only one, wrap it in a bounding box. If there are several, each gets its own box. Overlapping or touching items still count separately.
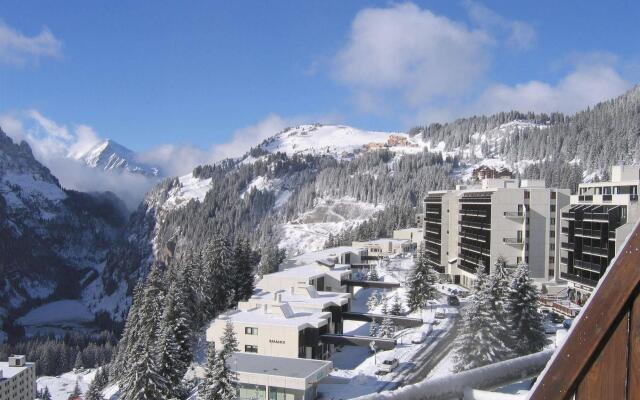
[0,1,639,169]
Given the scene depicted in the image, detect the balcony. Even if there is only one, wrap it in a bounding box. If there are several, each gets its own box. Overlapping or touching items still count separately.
[459,196,492,203]
[578,195,594,202]
[503,237,525,245]
[459,210,488,218]
[424,217,442,224]
[561,227,569,234]
[562,211,575,219]
[458,241,485,254]
[561,242,574,250]
[574,259,603,273]
[503,211,525,218]
[582,245,609,257]
[458,231,487,243]
[560,257,569,265]
[459,219,489,230]
[560,271,598,287]
[574,228,603,239]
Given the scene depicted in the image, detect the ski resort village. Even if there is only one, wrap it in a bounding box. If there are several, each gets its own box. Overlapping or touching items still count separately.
[3,3,640,400]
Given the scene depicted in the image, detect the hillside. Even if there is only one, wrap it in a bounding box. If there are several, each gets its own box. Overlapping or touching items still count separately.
[4,86,640,335]
[74,139,161,177]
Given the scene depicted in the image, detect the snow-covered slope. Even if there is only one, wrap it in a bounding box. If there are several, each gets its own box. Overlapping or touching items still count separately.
[259,124,424,159]
[75,139,160,176]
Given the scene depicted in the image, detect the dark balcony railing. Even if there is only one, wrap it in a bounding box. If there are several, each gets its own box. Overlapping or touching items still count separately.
[503,211,524,217]
[458,231,487,242]
[458,241,485,254]
[425,217,442,224]
[609,231,616,239]
[561,242,574,250]
[574,259,603,273]
[561,227,569,234]
[603,194,612,202]
[578,195,594,202]
[574,228,603,238]
[560,271,598,287]
[503,237,524,244]
[459,197,492,203]
[459,219,489,230]
[560,257,569,264]
[582,245,609,257]
[459,210,488,217]
[562,211,575,219]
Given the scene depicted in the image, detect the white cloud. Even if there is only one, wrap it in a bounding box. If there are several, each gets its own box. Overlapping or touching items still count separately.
[464,0,536,49]
[333,3,491,109]
[0,21,62,65]
[472,62,630,115]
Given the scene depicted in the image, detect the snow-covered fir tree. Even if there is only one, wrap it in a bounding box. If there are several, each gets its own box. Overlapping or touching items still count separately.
[406,245,438,311]
[74,351,84,370]
[391,293,404,316]
[201,236,235,319]
[70,380,82,398]
[41,387,52,400]
[366,290,380,312]
[367,266,379,281]
[111,281,145,382]
[378,297,395,338]
[505,263,546,356]
[85,378,105,400]
[453,264,512,372]
[257,241,285,277]
[221,319,239,355]
[369,318,379,337]
[200,343,236,400]
[233,238,256,302]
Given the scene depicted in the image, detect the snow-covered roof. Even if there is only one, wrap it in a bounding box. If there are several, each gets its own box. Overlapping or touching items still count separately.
[250,285,350,310]
[228,352,332,380]
[0,361,32,379]
[354,238,409,246]
[218,303,331,329]
[284,246,366,268]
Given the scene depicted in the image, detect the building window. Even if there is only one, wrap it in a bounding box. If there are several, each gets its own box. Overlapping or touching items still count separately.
[550,243,555,251]
[549,256,555,264]
[551,191,557,199]
[524,190,530,199]
[550,230,555,238]
[245,327,258,335]
[549,269,555,277]
[550,217,556,225]
[245,345,258,353]
[550,204,556,212]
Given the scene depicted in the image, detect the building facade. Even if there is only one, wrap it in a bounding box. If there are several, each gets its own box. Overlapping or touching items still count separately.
[560,165,640,303]
[0,356,36,400]
[424,178,570,288]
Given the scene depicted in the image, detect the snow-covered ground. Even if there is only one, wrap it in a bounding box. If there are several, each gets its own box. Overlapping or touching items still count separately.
[278,197,384,255]
[162,173,212,211]
[37,369,120,400]
[318,255,460,399]
[16,300,95,337]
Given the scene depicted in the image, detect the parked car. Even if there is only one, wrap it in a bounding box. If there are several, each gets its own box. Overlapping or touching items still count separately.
[549,312,564,323]
[543,320,558,334]
[447,295,460,306]
[378,358,399,373]
[411,331,427,344]
[562,319,573,329]
[434,309,446,319]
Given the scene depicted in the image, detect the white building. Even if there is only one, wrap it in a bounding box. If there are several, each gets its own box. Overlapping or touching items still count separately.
[206,302,333,360]
[351,238,411,257]
[258,263,352,294]
[424,178,570,288]
[0,355,36,400]
[229,352,332,400]
[280,246,368,270]
[560,165,640,302]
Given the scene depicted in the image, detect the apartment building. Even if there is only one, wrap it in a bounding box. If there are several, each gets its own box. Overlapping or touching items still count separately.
[0,355,36,400]
[560,165,640,303]
[423,178,570,288]
[206,302,333,360]
[258,262,352,294]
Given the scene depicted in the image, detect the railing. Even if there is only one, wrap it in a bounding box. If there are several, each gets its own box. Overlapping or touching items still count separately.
[458,231,487,242]
[561,212,575,219]
[560,242,573,250]
[353,350,553,400]
[574,228,602,238]
[560,271,598,287]
[458,241,485,254]
[503,211,524,217]
[582,245,608,257]
[561,227,569,234]
[560,257,568,265]
[459,220,489,230]
[425,217,442,224]
[459,197,492,203]
[459,210,488,217]
[574,259,602,273]
[578,195,593,202]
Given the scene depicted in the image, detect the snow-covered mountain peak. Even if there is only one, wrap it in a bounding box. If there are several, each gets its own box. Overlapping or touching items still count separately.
[76,139,161,177]
[259,124,423,158]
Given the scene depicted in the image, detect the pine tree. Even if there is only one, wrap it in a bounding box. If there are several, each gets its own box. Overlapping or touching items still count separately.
[453,264,512,372]
[378,297,395,338]
[406,245,437,311]
[156,280,192,396]
[233,238,255,302]
[369,318,379,337]
[221,319,239,356]
[505,263,546,357]
[367,266,379,281]
[42,387,52,400]
[85,378,105,400]
[201,236,235,319]
[200,343,236,400]
[258,243,285,277]
[390,294,403,316]
[74,351,84,370]
[366,291,379,312]
[112,281,145,382]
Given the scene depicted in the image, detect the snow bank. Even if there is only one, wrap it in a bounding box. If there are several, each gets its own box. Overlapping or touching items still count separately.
[163,173,212,211]
[37,369,96,400]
